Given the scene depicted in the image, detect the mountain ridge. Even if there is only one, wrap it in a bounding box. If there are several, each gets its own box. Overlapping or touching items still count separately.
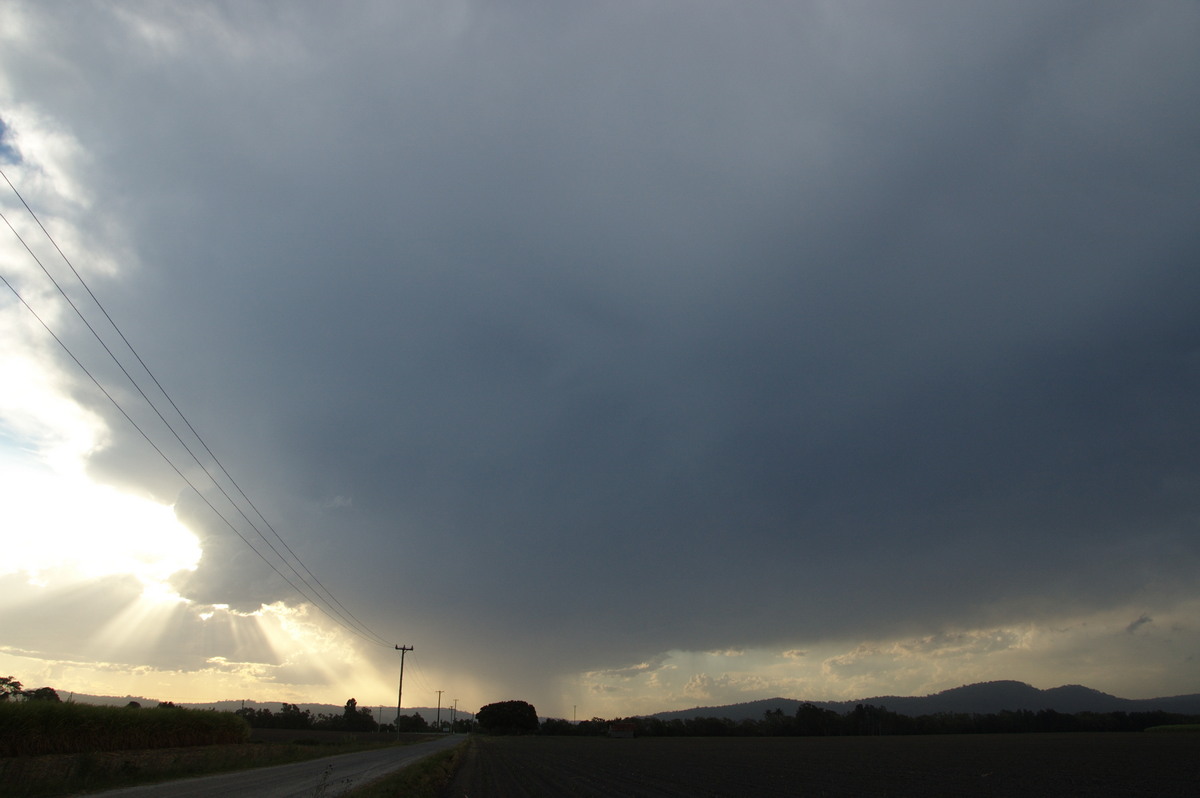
[648,680,1200,721]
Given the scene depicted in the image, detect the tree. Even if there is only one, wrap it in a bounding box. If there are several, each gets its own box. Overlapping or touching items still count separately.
[684,716,735,736]
[277,703,314,730]
[312,699,378,732]
[341,698,378,732]
[234,706,273,727]
[24,687,60,702]
[477,700,539,735]
[762,708,796,736]
[795,702,841,736]
[394,712,430,732]
[0,677,23,701]
[539,717,575,736]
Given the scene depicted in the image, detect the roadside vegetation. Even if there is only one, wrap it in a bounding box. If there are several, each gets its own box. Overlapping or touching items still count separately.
[0,676,431,798]
[343,738,467,798]
[0,700,249,757]
[0,734,422,798]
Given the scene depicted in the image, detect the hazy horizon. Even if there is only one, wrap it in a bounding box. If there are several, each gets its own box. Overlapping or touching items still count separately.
[31,676,1200,724]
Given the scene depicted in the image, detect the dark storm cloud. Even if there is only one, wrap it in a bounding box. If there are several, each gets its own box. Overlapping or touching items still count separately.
[5,1,1199,691]
[1126,615,1153,635]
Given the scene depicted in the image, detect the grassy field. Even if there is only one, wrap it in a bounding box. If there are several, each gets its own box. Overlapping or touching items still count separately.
[442,733,1200,797]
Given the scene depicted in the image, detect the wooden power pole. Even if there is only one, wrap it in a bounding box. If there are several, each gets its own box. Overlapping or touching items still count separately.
[395,645,413,737]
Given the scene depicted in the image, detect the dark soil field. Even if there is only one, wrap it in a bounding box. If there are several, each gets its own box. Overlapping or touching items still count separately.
[442,733,1200,797]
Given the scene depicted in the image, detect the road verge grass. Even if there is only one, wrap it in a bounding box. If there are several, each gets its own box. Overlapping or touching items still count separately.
[343,737,468,798]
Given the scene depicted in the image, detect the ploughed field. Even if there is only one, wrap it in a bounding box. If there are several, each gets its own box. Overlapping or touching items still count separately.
[444,733,1199,797]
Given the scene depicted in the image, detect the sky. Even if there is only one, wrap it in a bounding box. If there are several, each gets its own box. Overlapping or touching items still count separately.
[1,1,1198,721]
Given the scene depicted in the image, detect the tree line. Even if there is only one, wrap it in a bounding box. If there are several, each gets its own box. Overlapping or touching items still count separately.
[2,677,461,734]
[452,697,1200,738]
[538,703,1200,737]
[233,698,473,733]
[0,676,60,703]
[15,674,1192,739]
[236,698,391,732]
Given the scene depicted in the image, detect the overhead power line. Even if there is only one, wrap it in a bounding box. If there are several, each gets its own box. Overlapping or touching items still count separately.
[0,167,393,649]
[0,168,379,645]
[0,264,378,642]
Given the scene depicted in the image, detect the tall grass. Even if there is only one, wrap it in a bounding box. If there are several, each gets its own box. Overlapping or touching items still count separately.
[0,701,249,757]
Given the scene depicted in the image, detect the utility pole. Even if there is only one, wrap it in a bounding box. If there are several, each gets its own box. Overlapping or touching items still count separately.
[395,645,413,738]
[452,698,459,732]
[435,690,444,732]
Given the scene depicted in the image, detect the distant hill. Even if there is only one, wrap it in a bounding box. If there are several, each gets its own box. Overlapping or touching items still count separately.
[649,681,1200,721]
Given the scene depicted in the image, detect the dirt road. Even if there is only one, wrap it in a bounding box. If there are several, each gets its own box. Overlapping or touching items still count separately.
[442,733,1200,796]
